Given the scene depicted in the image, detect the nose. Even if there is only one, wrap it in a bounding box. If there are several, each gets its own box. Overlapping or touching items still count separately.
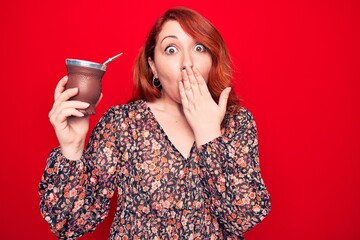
[181,51,193,70]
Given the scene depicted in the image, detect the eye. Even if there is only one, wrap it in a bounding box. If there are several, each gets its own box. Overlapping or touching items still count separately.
[194,44,206,52]
[165,46,178,55]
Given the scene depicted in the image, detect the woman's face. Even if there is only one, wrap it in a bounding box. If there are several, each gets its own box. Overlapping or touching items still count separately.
[148,20,212,104]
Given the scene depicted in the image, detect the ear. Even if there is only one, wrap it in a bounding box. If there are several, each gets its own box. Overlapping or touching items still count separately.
[148,57,157,77]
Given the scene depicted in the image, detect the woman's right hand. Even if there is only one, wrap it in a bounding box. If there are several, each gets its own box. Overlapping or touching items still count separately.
[48,76,93,160]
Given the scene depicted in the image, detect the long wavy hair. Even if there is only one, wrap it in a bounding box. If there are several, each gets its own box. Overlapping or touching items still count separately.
[130,7,240,110]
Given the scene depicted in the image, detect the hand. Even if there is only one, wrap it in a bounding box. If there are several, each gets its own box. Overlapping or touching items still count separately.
[48,76,102,159]
[179,66,231,146]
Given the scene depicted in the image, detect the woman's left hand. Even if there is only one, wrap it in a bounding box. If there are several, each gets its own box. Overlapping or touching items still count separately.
[179,66,231,146]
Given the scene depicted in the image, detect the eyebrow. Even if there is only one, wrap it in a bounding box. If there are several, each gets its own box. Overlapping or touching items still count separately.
[160,35,178,43]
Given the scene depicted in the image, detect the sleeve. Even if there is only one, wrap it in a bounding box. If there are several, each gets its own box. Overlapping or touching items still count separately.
[38,106,124,239]
[197,108,271,236]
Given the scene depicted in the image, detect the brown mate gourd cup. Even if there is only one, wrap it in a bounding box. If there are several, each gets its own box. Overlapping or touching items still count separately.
[65,59,106,116]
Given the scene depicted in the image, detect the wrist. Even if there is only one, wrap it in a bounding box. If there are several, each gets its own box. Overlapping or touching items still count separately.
[60,141,85,160]
[194,127,221,147]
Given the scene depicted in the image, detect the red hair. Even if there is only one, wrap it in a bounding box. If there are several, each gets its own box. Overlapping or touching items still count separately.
[130,7,240,110]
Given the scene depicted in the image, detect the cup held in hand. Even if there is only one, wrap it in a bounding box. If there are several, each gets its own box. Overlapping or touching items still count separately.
[65,59,106,116]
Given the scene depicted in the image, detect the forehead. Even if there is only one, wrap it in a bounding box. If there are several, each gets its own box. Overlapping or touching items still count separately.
[157,20,191,41]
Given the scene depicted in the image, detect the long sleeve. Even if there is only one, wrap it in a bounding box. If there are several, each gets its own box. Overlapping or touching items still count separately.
[39,107,123,239]
[198,108,271,236]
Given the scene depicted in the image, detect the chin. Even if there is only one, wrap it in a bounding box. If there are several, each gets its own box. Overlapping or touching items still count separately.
[169,93,182,104]
[173,97,182,105]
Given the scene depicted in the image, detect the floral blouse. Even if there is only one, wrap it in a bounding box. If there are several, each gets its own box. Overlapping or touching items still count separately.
[39,100,271,240]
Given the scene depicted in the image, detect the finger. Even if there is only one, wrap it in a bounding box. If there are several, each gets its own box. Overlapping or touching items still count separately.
[182,68,194,102]
[52,108,85,126]
[186,66,201,97]
[182,68,191,91]
[54,76,68,101]
[54,87,79,105]
[60,108,85,119]
[218,87,231,115]
[59,101,90,110]
[50,88,79,116]
[192,67,210,97]
[185,65,196,84]
[50,101,89,119]
[178,81,189,108]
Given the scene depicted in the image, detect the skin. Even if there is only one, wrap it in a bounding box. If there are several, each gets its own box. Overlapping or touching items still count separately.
[148,20,231,155]
[49,77,102,159]
[49,20,230,160]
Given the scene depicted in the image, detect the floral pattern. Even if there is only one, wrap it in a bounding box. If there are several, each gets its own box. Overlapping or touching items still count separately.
[39,100,271,239]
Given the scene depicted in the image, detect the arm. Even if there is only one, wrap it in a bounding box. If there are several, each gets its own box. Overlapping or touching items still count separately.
[198,108,271,235]
[39,107,122,239]
[178,66,270,235]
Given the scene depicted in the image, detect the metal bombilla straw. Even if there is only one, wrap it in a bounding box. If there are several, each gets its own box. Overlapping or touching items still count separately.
[103,52,123,65]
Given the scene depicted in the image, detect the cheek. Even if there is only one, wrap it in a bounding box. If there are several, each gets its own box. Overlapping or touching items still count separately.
[197,58,212,82]
[156,59,181,79]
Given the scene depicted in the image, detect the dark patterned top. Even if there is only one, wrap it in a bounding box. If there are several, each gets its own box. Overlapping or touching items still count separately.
[39,100,271,240]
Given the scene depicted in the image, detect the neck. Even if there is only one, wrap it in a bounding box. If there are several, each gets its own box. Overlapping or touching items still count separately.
[151,95,184,117]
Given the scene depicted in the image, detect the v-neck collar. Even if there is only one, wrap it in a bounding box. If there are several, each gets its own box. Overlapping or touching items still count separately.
[140,100,196,159]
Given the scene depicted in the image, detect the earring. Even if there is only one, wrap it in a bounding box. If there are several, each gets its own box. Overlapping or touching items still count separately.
[152,76,161,88]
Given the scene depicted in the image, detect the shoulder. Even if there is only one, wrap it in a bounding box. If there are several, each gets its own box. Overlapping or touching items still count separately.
[102,100,145,118]
[227,106,255,123]
[97,100,148,129]
[225,106,257,131]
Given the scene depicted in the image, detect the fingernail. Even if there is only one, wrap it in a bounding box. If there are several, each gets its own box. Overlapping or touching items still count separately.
[80,102,90,107]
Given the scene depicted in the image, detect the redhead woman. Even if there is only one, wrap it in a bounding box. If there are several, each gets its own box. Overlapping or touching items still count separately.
[40,7,271,239]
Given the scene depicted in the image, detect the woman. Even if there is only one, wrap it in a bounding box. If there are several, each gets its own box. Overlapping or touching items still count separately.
[39,7,271,239]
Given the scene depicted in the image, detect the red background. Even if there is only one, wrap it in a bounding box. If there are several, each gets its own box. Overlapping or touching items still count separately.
[0,0,359,239]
